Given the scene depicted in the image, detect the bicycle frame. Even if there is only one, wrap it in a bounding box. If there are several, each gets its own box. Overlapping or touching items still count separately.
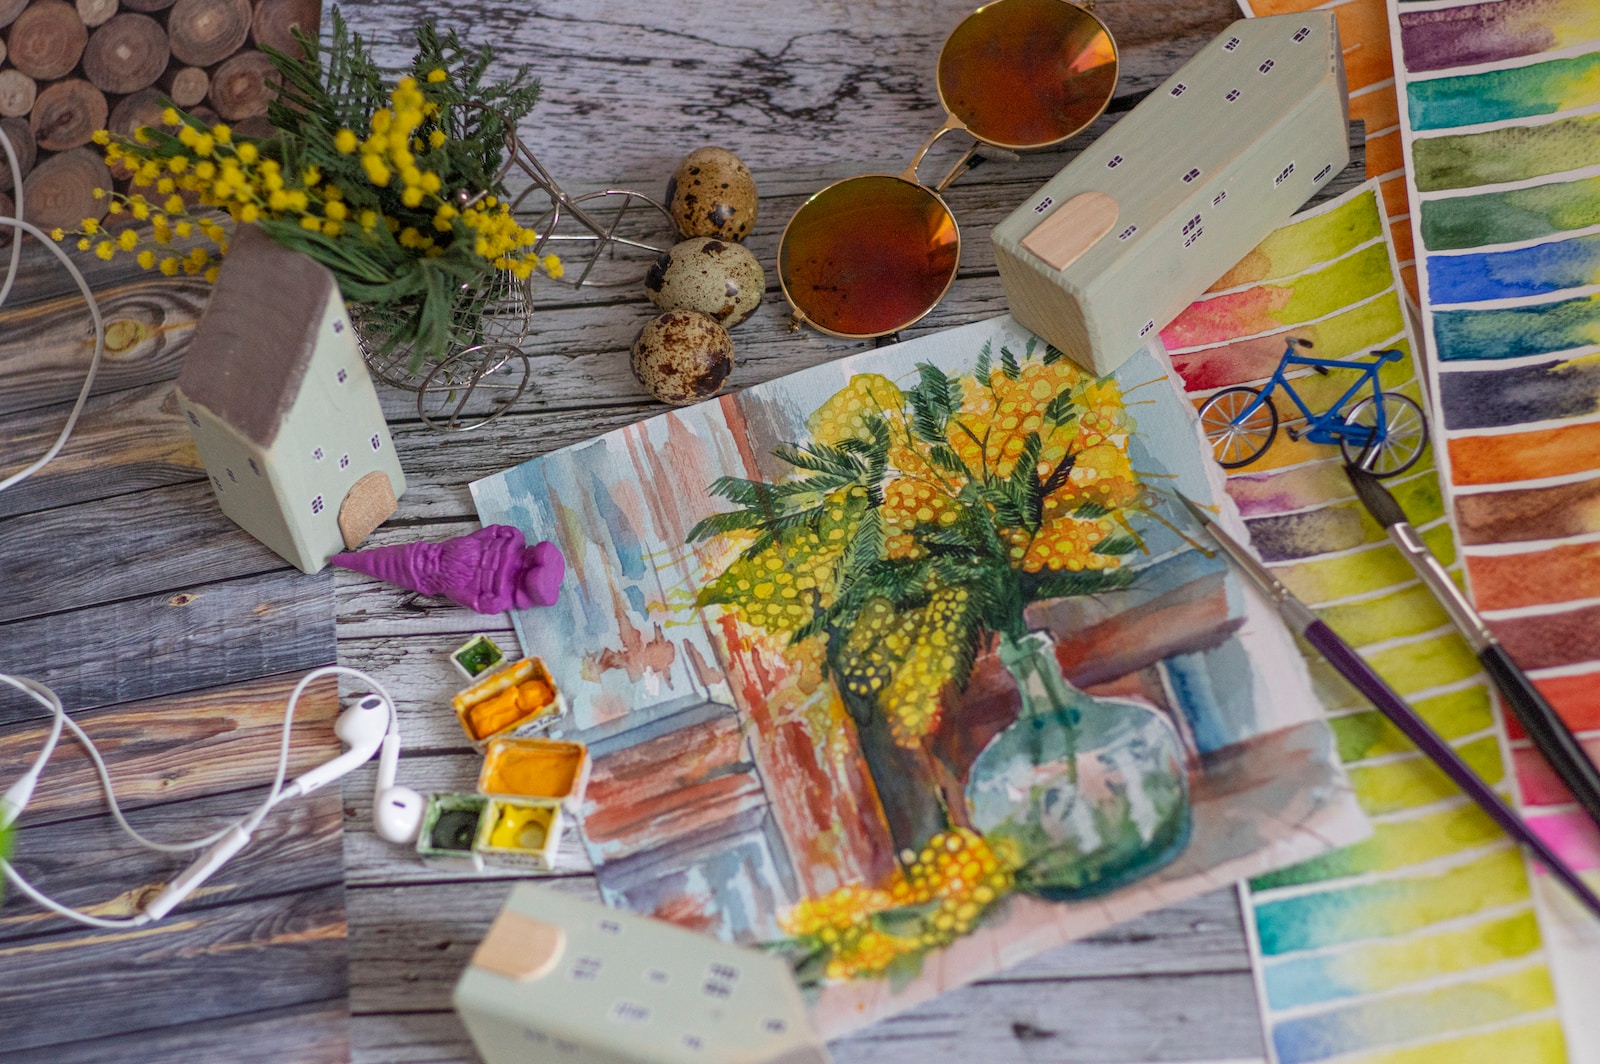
[1240,349,1389,449]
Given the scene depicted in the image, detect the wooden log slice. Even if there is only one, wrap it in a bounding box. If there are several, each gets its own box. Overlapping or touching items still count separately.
[208,48,279,121]
[0,35,7,64]
[167,0,250,66]
[0,190,12,245]
[7,1,89,80]
[0,0,30,30]
[30,79,110,152]
[0,70,37,118]
[119,0,174,10]
[230,114,275,138]
[22,148,111,230]
[76,0,120,27]
[160,65,209,108]
[107,86,165,140]
[250,0,318,58]
[0,116,37,191]
[84,13,170,94]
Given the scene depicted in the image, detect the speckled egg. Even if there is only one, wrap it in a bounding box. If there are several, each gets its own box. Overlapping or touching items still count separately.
[646,238,765,328]
[631,310,735,406]
[666,147,759,241]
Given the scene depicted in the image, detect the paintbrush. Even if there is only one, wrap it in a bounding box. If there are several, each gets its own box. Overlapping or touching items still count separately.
[1176,492,1600,921]
[1345,462,1600,831]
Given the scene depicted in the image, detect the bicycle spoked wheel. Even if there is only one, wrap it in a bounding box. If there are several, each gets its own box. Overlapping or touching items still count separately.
[1340,393,1429,477]
[1198,386,1278,468]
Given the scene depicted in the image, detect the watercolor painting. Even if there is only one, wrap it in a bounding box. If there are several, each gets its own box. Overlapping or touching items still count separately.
[1388,0,1600,1055]
[472,317,1367,1036]
[1167,183,1584,1064]
[1239,0,1421,302]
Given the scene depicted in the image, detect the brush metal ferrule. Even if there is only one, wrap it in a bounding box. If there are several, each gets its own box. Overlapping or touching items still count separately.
[1388,523,1495,652]
[1178,495,1319,634]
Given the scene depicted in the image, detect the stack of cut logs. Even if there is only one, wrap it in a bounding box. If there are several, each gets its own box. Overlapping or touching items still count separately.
[0,0,318,231]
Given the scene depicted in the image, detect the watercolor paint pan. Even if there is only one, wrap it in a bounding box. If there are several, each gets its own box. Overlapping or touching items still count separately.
[451,656,567,751]
[450,634,507,681]
[415,793,488,873]
[475,796,564,872]
[477,737,590,811]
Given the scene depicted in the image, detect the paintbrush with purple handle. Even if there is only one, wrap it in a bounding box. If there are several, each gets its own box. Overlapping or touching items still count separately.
[1176,493,1600,920]
[1345,463,1600,832]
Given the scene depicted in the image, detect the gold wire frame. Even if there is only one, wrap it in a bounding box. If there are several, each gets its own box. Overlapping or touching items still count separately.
[356,111,677,430]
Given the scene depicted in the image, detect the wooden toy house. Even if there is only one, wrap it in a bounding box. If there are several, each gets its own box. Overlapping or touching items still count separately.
[176,226,406,573]
[455,883,831,1064]
[992,12,1350,374]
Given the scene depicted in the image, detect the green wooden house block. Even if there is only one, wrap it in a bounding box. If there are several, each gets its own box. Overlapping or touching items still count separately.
[176,227,406,574]
[991,12,1350,375]
[454,883,831,1064]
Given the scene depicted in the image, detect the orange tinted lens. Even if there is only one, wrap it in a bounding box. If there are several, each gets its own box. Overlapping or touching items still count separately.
[938,0,1117,149]
[779,176,959,338]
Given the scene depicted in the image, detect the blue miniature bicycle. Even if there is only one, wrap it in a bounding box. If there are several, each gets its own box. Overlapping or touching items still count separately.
[1198,337,1429,477]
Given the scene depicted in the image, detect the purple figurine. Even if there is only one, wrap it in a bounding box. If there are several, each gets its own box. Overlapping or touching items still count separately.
[330,525,565,614]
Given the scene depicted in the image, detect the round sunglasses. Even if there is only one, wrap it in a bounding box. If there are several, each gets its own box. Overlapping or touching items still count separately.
[778,0,1119,340]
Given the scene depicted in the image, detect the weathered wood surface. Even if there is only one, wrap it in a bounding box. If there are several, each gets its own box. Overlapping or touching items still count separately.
[0,0,1365,1059]
[0,169,347,1061]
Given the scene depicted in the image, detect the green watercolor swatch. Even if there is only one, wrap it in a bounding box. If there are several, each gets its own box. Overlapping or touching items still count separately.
[1420,174,1600,252]
[1253,802,1504,890]
[1408,51,1600,132]
[1414,112,1600,193]
[1258,911,1544,1011]
[1331,685,1495,762]
[1318,584,1452,648]
[1271,244,1398,325]
[1346,735,1507,815]
[1252,848,1529,954]
[1236,190,1387,284]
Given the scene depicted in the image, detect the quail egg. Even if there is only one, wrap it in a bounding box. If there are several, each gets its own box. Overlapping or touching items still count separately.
[631,310,735,406]
[666,146,759,241]
[646,238,765,328]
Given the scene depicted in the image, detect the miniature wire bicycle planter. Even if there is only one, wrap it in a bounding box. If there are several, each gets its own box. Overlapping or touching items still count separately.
[1198,337,1429,477]
[356,107,676,430]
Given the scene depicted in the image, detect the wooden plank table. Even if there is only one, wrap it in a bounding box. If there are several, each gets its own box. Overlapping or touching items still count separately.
[0,0,1367,1059]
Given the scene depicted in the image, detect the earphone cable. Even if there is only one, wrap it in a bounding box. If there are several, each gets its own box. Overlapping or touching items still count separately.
[0,667,396,928]
[0,124,106,495]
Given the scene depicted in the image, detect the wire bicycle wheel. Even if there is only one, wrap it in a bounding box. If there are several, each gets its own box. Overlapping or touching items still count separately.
[1199,386,1278,468]
[1340,393,1428,477]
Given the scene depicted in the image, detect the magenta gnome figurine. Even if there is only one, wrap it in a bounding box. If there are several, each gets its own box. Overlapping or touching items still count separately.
[330,525,565,614]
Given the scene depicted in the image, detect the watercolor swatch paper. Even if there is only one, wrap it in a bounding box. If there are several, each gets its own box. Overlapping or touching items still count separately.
[1239,0,1421,302]
[472,316,1366,1038]
[1164,183,1583,1064]
[1388,0,1600,1055]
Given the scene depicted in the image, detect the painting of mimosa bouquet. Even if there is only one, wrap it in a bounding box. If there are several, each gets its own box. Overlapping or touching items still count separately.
[53,9,562,389]
[471,314,1367,1034]
[689,338,1194,987]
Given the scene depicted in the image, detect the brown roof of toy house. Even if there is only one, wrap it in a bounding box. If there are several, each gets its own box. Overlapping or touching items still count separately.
[177,225,339,449]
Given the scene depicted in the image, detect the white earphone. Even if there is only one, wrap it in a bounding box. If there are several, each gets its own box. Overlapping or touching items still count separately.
[1,665,417,927]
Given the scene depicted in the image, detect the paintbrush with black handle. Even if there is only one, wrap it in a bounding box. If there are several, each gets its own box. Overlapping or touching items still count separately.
[1345,462,1600,831]
[1176,492,1600,920]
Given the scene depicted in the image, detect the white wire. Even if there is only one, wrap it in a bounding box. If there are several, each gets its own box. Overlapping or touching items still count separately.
[0,666,396,928]
[0,124,106,495]
[0,121,24,310]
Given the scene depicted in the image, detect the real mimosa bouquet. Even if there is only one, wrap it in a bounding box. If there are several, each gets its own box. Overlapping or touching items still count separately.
[54,10,561,368]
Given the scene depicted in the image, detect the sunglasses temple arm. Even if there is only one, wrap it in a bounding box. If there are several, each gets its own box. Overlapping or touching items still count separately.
[933,141,984,193]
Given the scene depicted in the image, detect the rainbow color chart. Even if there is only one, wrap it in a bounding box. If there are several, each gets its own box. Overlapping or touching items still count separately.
[1388,0,1600,1053]
[1239,0,1421,303]
[1164,185,1582,1064]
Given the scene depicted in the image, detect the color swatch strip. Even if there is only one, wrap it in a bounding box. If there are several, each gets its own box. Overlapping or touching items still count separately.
[1390,0,1600,1053]
[1242,0,1421,302]
[1164,185,1571,1064]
